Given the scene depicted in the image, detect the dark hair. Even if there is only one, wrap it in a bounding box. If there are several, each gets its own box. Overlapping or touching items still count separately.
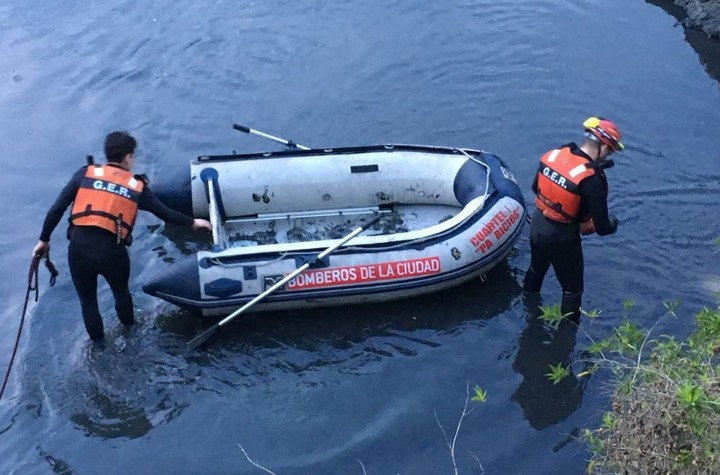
[104,131,137,163]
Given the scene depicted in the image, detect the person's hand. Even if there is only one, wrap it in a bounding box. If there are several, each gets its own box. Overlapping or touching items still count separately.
[579,219,595,235]
[33,240,50,257]
[192,218,212,232]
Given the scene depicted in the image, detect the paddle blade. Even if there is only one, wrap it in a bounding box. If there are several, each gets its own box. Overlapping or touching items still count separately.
[186,323,221,353]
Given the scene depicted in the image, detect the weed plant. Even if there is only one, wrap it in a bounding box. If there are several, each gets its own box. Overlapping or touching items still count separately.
[540,300,720,474]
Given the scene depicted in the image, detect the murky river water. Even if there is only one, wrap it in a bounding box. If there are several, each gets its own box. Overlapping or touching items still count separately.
[1,0,719,473]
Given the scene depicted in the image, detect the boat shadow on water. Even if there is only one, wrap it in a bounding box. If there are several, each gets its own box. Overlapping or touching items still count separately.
[13,260,526,451]
[154,260,524,359]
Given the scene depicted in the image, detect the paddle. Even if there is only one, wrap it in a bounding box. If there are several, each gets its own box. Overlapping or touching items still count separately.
[232,123,310,150]
[186,213,384,351]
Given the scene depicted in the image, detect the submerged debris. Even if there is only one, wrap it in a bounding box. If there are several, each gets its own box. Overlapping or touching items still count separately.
[224,206,458,246]
[284,212,411,242]
[286,225,328,242]
[372,212,409,235]
[229,229,278,246]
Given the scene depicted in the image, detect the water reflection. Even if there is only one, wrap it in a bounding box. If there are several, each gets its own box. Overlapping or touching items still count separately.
[19,297,196,441]
[210,263,518,345]
[70,386,153,439]
[62,326,194,439]
[155,262,523,387]
[37,446,75,475]
[646,0,720,82]
[511,294,585,430]
[63,329,194,439]
[19,262,522,441]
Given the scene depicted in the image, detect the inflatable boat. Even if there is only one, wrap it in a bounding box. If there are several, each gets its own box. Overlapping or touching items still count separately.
[143,130,527,317]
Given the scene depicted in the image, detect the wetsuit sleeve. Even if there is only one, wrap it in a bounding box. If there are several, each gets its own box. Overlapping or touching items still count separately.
[579,175,617,236]
[39,167,86,242]
[138,186,194,227]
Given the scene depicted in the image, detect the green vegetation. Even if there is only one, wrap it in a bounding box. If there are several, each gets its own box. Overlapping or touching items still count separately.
[542,301,720,474]
[471,385,488,403]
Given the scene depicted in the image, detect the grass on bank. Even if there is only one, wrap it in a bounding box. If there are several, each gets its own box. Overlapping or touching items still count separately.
[541,300,720,474]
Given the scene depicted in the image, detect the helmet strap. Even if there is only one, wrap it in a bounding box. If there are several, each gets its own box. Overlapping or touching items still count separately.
[584,131,604,160]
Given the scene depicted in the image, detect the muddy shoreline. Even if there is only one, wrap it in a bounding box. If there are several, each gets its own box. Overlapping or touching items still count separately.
[674,0,720,37]
[648,0,720,82]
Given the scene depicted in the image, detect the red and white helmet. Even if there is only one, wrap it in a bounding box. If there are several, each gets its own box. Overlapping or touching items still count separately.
[583,117,624,152]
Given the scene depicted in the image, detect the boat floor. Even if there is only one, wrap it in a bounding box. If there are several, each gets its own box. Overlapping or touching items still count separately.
[221,204,459,247]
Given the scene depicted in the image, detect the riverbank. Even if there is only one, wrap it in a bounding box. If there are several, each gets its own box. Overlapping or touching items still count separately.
[648,0,720,82]
[581,302,720,474]
[675,0,720,37]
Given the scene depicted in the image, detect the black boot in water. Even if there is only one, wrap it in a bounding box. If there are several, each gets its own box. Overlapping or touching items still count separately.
[561,291,582,324]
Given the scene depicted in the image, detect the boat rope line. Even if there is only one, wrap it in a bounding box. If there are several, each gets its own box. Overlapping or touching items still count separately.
[0,254,58,400]
[458,146,530,227]
[455,148,492,200]
[461,146,529,227]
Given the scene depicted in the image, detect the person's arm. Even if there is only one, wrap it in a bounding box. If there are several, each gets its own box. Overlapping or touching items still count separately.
[33,167,86,256]
[137,186,211,230]
[579,175,617,236]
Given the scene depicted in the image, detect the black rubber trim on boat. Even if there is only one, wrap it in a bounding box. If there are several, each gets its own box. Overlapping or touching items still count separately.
[195,144,480,162]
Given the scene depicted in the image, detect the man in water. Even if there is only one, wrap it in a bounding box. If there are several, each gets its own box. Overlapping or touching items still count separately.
[32,131,211,341]
[523,117,623,321]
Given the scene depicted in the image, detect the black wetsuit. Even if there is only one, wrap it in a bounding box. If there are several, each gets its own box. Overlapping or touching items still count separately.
[523,143,618,319]
[39,165,193,340]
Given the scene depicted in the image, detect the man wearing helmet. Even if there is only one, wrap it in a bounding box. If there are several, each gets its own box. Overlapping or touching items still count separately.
[523,117,623,322]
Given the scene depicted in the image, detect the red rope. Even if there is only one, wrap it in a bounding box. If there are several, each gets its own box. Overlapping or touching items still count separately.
[0,255,58,400]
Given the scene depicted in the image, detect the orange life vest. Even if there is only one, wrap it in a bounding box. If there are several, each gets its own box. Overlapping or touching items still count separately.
[535,147,596,223]
[70,165,144,242]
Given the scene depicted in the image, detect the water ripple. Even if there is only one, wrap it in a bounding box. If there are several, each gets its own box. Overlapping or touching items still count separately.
[1,0,720,473]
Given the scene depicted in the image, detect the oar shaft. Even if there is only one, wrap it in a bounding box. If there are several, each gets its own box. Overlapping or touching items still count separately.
[217,261,309,327]
[216,223,369,328]
[251,129,310,151]
[232,123,310,150]
[207,178,221,247]
[187,213,383,350]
